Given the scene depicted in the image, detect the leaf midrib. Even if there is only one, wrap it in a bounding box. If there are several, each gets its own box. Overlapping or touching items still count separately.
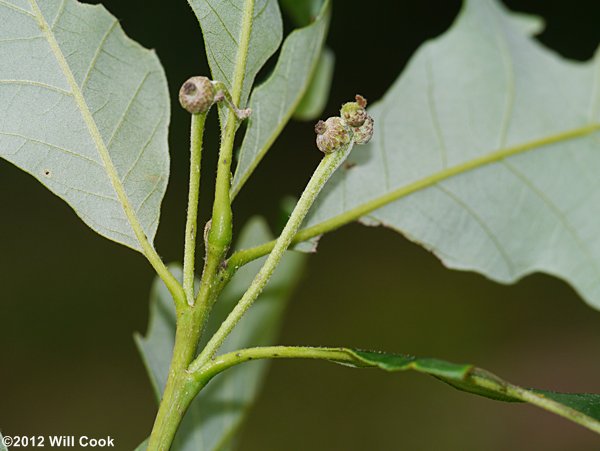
[28,0,148,248]
[231,0,331,199]
[231,0,255,106]
[300,123,600,242]
[27,0,182,299]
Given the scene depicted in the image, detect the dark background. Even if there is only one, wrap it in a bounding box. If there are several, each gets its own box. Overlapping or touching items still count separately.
[1,1,600,450]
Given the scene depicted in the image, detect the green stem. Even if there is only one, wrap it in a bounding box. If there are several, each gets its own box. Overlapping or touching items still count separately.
[146,259,225,451]
[190,143,353,372]
[198,346,352,380]
[226,123,600,270]
[147,312,205,450]
[207,0,255,261]
[147,86,241,451]
[183,113,207,305]
[152,346,350,449]
[147,3,257,448]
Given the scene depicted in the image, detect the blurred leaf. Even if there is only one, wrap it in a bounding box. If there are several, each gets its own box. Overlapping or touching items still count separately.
[232,0,331,197]
[0,433,7,451]
[293,47,335,121]
[188,0,282,117]
[280,0,332,122]
[280,0,333,136]
[0,0,170,251]
[135,217,306,451]
[303,0,600,308]
[280,0,323,26]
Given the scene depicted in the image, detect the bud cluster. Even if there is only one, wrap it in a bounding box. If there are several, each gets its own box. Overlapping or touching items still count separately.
[315,94,374,154]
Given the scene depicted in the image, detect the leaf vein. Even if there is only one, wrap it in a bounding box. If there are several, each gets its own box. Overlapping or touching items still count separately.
[135,174,162,215]
[28,0,155,252]
[436,183,515,276]
[50,0,66,30]
[0,130,101,165]
[60,182,116,202]
[493,10,516,149]
[426,47,448,169]
[204,0,239,45]
[122,115,163,184]
[502,161,600,281]
[0,79,71,95]
[0,35,43,43]
[0,0,33,17]
[106,70,151,148]
[377,120,391,191]
[208,43,232,86]
[80,18,119,90]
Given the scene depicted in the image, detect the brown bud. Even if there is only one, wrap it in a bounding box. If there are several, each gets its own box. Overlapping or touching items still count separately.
[315,117,352,154]
[355,94,367,108]
[353,114,374,145]
[179,76,216,114]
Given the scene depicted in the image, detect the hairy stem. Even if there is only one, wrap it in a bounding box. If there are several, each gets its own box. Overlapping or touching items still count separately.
[226,123,600,271]
[147,312,204,450]
[198,346,352,379]
[146,262,224,451]
[190,143,353,372]
[183,113,207,305]
[148,2,256,448]
[207,0,255,263]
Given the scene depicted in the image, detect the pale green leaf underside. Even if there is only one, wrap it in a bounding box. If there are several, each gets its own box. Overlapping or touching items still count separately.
[232,0,331,196]
[0,0,170,251]
[188,0,282,113]
[304,0,600,307]
[0,433,7,451]
[135,217,306,451]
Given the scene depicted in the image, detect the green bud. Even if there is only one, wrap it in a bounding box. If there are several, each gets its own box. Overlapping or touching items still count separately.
[340,94,368,127]
[179,76,216,114]
[315,117,352,154]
